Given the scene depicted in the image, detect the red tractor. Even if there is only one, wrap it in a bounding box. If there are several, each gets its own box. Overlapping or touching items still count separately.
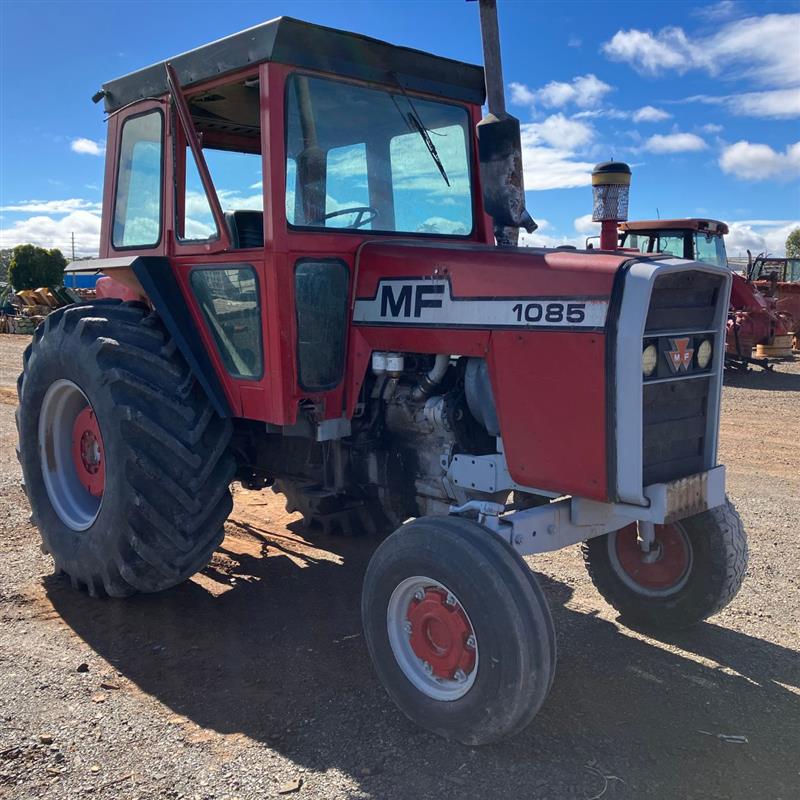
[17,6,747,744]
[618,219,794,368]
[748,255,800,353]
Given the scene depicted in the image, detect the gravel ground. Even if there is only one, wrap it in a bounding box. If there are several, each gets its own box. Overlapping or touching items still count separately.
[1,332,798,800]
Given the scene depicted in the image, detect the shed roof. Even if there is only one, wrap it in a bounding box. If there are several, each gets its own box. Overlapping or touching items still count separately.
[99,16,486,113]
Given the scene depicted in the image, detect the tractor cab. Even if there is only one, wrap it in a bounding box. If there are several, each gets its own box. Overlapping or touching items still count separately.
[78,16,493,423]
[617,219,729,267]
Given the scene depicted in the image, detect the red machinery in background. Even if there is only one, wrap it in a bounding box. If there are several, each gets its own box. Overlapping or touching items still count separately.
[748,254,800,354]
[616,220,796,369]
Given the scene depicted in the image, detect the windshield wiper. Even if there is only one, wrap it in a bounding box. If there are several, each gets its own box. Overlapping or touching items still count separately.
[406,112,450,187]
[389,75,450,187]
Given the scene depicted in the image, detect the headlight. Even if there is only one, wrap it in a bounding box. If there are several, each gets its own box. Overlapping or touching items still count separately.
[642,343,658,376]
[697,338,713,369]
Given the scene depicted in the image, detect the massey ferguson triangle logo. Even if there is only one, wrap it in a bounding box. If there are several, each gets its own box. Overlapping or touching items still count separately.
[665,337,694,373]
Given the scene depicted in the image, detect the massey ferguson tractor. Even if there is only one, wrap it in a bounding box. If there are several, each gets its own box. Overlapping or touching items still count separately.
[17,4,748,745]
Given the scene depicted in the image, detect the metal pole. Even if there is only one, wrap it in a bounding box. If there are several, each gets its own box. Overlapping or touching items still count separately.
[477,0,505,117]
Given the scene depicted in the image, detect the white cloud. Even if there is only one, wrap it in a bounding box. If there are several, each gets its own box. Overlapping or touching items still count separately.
[685,88,800,119]
[602,14,800,88]
[510,74,613,111]
[644,132,707,153]
[416,217,468,235]
[603,27,694,74]
[700,123,724,134]
[632,105,671,123]
[692,1,741,21]
[568,36,582,49]
[573,214,600,235]
[0,198,102,214]
[71,138,105,157]
[725,220,800,257]
[527,114,595,150]
[519,122,595,191]
[0,209,101,255]
[518,229,583,249]
[719,140,800,181]
[508,82,537,106]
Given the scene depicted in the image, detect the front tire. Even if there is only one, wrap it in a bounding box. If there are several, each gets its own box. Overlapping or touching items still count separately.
[362,516,556,745]
[16,300,236,597]
[582,500,748,630]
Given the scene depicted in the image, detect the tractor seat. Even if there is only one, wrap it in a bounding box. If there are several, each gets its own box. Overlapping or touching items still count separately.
[224,210,264,249]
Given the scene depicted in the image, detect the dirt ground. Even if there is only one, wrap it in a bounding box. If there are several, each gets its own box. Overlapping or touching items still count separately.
[1,332,798,800]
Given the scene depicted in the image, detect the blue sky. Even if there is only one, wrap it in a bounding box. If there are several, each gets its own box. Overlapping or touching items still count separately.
[1,0,798,257]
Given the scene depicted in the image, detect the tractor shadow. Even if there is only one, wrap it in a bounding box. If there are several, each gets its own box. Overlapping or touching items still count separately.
[44,516,800,800]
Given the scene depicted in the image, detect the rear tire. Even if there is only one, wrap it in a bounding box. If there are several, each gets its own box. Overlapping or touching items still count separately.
[16,300,236,597]
[362,516,556,745]
[582,499,747,630]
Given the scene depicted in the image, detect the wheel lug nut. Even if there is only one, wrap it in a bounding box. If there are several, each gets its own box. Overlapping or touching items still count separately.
[454,669,467,682]
[423,661,433,675]
[466,634,476,649]
[413,589,425,602]
[403,620,412,635]
[445,593,456,606]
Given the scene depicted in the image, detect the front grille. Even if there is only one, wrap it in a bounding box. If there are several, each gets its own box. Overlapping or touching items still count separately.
[643,378,708,484]
[645,271,721,332]
[641,271,724,485]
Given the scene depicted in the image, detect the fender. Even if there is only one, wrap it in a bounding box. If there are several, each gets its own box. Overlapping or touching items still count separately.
[64,255,231,418]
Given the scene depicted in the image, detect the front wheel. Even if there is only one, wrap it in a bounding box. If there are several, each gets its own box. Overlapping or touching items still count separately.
[582,499,748,630]
[362,516,556,745]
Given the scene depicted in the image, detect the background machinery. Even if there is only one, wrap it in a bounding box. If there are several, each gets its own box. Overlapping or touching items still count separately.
[17,4,747,744]
[618,218,796,368]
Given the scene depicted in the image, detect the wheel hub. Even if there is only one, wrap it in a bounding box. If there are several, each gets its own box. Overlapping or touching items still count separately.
[406,588,476,680]
[71,406,105,498]
[614,523,690,591]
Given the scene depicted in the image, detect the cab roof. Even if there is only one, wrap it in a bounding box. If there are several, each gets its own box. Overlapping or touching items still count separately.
[620,219,729,235]
[99,16,486,113]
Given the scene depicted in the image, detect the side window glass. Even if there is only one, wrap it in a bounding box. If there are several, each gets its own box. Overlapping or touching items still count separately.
[113,111,163,248]
[179,147,218,242]
[286,158,297,224]
[656,235,684,258]
[190,267,262,379]
[294,260,349,390]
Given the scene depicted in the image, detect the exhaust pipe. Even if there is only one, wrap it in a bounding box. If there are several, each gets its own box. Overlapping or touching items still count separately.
[471,0,536,247]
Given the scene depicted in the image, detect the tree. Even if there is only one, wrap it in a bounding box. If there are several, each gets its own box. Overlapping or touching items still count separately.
[786,227,800,259]
[7,244,66,290]
[0,249,11,283]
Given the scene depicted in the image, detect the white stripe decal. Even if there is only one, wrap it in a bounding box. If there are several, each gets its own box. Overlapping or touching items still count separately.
[354,279,609,329]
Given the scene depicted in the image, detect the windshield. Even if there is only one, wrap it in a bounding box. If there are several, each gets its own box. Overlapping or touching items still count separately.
[694,232,727,267]
[285,74,473,236]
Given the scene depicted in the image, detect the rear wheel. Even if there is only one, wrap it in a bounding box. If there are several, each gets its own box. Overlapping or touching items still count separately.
[16,300,236,597]
[582,500,747,630]
[362,516,556,745]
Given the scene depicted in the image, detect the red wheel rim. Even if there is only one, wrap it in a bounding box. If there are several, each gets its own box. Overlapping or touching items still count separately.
[613,523,691,592]
[70,405,105,498]
[406,588,476,680]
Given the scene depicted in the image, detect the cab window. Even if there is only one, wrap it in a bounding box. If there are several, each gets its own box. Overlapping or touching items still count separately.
[285,74,473,236]
[112,110,163,248]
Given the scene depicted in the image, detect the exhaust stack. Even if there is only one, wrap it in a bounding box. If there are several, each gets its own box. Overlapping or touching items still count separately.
[473,0,536,247]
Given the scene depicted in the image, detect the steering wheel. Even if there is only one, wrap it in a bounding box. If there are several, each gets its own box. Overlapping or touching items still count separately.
[323,206,379,229]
